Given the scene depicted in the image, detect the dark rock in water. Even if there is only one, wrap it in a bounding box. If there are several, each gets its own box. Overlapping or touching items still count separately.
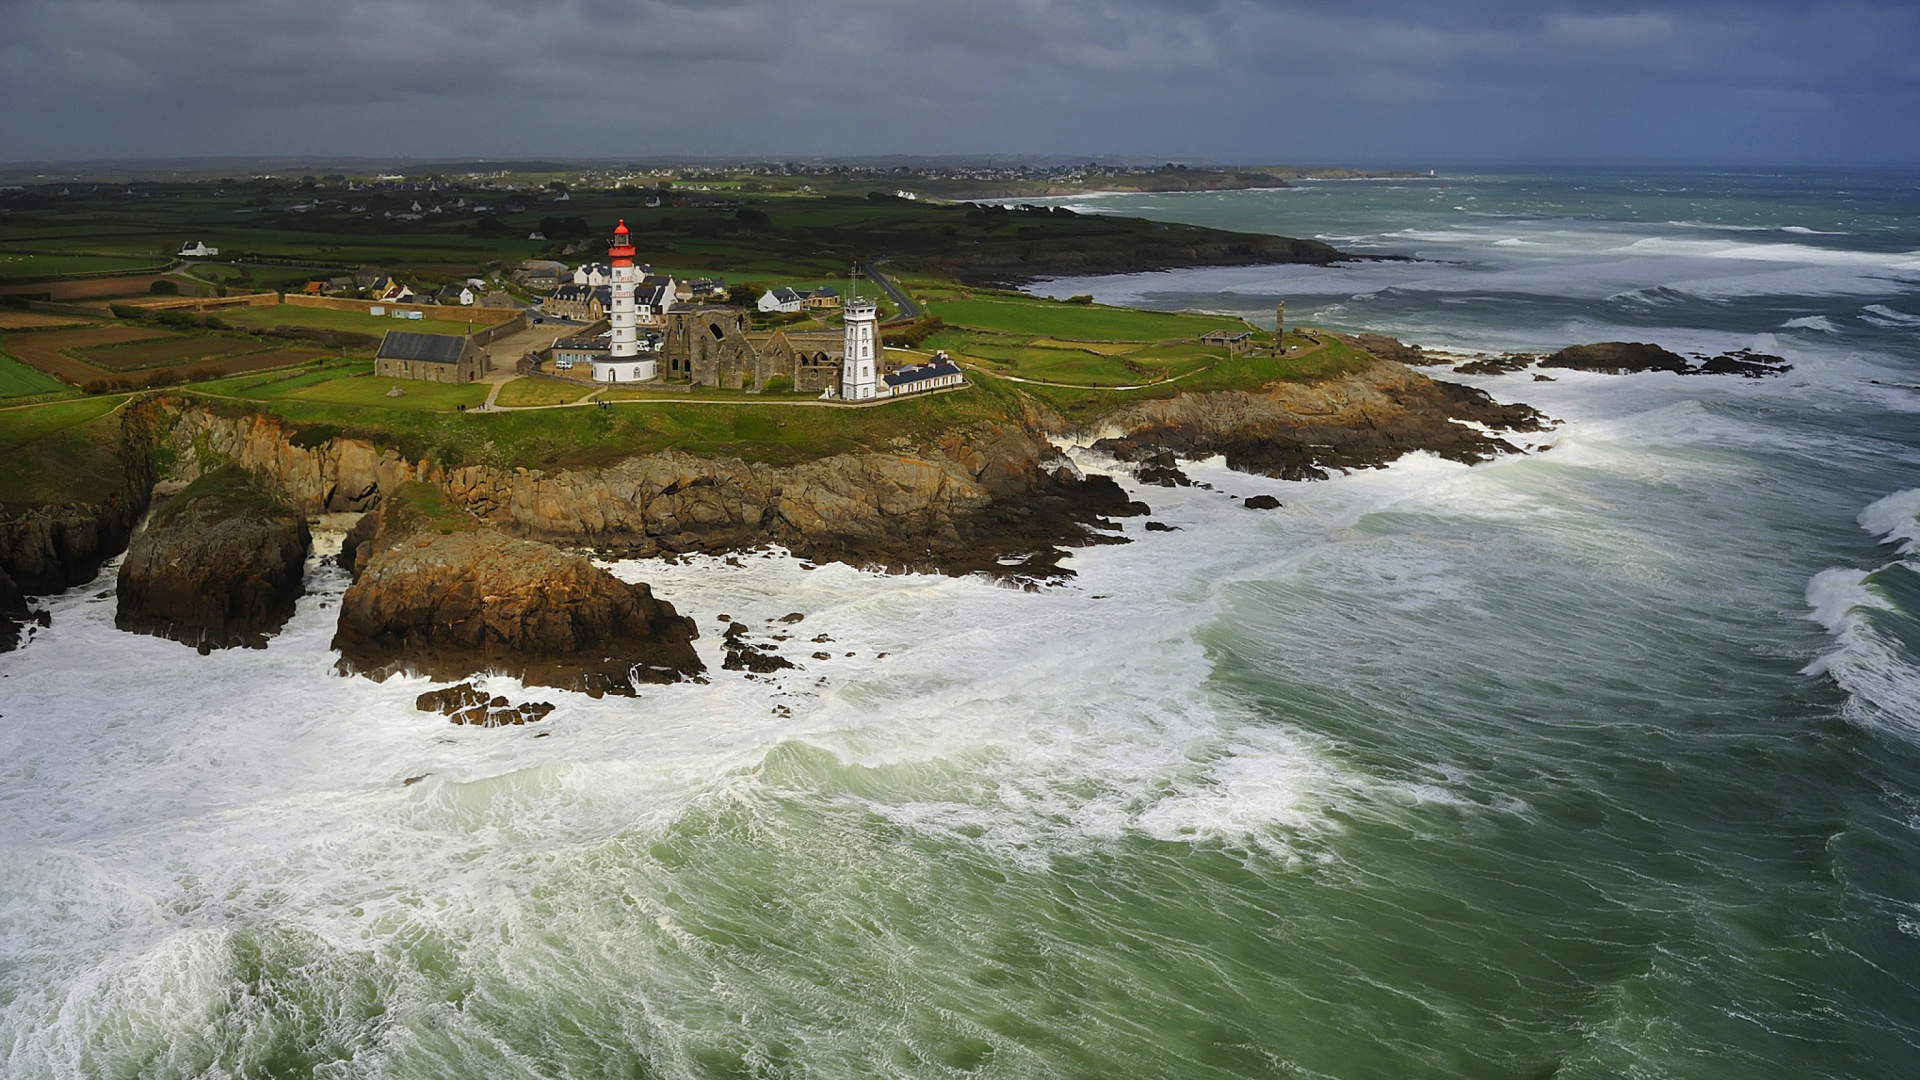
[777,612,805,624]
[1243,495,1283,510]
[722,624,794,672]
[1541,341,1791,378]
[1144,521,1181,532]
[333,483,703,695]
[1693,350,1792,378]
[338,511,379,577]
[415,681,555,726]
[1541,342,1692,375]
[1099,445,1194,488]
[1533,374,1556,382]
[117,466,310,651]
[1453,354,1537,376]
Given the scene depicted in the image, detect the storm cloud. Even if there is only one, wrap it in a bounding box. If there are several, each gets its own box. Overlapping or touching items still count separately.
[1,0,1914,164]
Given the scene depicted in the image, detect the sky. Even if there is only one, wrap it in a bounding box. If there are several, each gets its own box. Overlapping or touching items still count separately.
[1,0,1916,167]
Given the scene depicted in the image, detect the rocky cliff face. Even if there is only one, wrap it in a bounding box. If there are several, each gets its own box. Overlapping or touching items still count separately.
[116,466,311,652]
[155,404,1137,583]
[1,401,160,652]
[1089,360,1547,481]
[332,483,703,695]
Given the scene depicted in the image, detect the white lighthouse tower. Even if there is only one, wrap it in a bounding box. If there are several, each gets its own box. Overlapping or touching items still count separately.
[840,294,878,401]
[594,219,654,383]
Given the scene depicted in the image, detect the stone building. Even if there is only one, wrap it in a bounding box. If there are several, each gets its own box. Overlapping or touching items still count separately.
[663,306,759,387]
[374,330,485,383]
[753,329,844,392]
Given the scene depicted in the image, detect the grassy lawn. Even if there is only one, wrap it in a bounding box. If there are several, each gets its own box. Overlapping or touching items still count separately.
[219,303,478,339]
[0,406,127,508]
[281,375,490,412]
[0,353,72,398]
[0,395,126,454]
[927,297,1248,341]
[495,377,596,407]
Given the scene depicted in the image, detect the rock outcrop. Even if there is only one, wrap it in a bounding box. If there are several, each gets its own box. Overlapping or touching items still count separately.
[1092,358,1548,482]
[116,466,311,652]
[333,483,703,695]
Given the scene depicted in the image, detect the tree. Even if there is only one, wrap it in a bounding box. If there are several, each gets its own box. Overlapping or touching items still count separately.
[734,206,771,229]
[148,279,179,295]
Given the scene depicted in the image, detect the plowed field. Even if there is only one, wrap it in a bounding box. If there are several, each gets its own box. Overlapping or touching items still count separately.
[79,337,272,371]
[1,326,169,382]
[0,312,91,330]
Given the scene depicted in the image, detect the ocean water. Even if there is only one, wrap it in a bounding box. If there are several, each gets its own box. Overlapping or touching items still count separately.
[4,171,1920,1078]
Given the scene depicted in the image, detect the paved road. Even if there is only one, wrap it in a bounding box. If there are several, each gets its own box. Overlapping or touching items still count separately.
[862,260,920,324]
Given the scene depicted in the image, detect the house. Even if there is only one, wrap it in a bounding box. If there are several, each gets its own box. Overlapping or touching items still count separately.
[435,285,474,307]
[686,277,726,301]
[476,290,526,310]
[552,334,611,369]
[512,259,567,290]
[572,263,611,287]
[323,276,355,296]
[177,241,219,258]
[641,273,686,304]
[376,280,415,303]
[802,286,840,310]
[633,281,673,324]
[544,283,606,322]
[1200,329,1253,355]
[882,353,966,397]
[302,281,325,295]
[353,267,393,290]
[528,231,547,241]
[758,287,806,314]
[374,330,486,383]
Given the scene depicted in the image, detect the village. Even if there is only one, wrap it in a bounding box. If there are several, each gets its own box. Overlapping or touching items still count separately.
[332,219,967,406]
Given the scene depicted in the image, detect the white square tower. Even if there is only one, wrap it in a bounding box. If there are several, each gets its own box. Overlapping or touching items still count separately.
[841,296,878,401]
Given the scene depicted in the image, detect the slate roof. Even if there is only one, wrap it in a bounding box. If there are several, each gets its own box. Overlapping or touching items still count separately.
[882,358,963,388]
[376,331,466,365]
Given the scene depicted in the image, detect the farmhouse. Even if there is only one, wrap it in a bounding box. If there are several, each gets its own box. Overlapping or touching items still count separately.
[802,287,841,310]
[434,285,474,306]
[374,330,487,383]
[178,241,218,257]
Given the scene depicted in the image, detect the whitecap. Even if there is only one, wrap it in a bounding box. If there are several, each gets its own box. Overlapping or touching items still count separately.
[1862,304,1920,329]
[1781,315,1839,332]
[1860,488,1920,554]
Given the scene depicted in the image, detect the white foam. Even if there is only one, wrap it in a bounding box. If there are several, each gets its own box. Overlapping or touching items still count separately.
[1862,304,1920,329]
[1860,488,1920,554]
[1781,315,1839,332]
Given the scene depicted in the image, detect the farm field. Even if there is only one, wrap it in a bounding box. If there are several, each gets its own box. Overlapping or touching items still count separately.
[0,312,91,330]
[0,397,131,507]
[78,336,273,371]
[0,253,169,280]
[1,325,170,382]
[0,274,200,301]
[279,374,490,411]
[219,303,478,339]
[0,354,71,398]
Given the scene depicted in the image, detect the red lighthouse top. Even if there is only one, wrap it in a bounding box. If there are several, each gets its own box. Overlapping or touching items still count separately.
[609,219,635,267]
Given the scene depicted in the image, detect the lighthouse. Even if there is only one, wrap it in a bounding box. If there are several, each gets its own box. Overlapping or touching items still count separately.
[840,294,878,401]
[594,219,655,383]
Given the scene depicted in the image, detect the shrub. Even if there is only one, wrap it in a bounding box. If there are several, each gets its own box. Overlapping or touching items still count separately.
[734,207,771,229]
[110,303,145,320]
[156,309,196,327]
[1064,294,1094,305]
[185,366,221,382]
[201,315,226,330]
[149,279,179,296]
[142,370,182,388]
[883,315,946,349]
[82,379,111,395]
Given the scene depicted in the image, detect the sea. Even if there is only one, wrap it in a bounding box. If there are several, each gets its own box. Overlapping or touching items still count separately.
[3,169,1918,1078]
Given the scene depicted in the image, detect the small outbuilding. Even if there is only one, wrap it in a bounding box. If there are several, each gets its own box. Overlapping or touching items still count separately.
[1201,329,1253,355]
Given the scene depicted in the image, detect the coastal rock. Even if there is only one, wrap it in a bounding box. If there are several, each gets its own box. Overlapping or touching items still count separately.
[332,484,703,695]
[416,682,557,727]
[1243,495,1283,510]
[116,466,310,652]
[1542,342,1692,375]
[1091,357,1547,482]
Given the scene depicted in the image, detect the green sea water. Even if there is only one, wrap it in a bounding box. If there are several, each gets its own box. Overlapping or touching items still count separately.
[3,169,1919,1078]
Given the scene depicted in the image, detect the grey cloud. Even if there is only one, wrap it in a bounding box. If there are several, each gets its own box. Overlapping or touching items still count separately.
[0,0,1914,163]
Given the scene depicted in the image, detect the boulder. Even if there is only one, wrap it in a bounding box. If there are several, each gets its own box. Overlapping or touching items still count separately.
[1540,342,1691,375]
[116,466,311,652]
[332,483,703,695]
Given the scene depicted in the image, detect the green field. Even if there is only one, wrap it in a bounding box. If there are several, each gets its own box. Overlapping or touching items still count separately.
[925,296,1247,341]
[0,253,170,280]
[218,303,480,340]
[0,395,125,454]
[0,353,72,398]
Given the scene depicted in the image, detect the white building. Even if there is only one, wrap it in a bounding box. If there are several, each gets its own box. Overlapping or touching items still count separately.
[840,296,878,401]
[593,220,656,383]
[882,353,966,397]
[759,287,805,314]
[178,241,218,257]
[573,262,612,287]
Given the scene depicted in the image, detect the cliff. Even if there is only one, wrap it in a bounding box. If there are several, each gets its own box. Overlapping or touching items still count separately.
[333,483,703,695]
[116,465,310,652]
